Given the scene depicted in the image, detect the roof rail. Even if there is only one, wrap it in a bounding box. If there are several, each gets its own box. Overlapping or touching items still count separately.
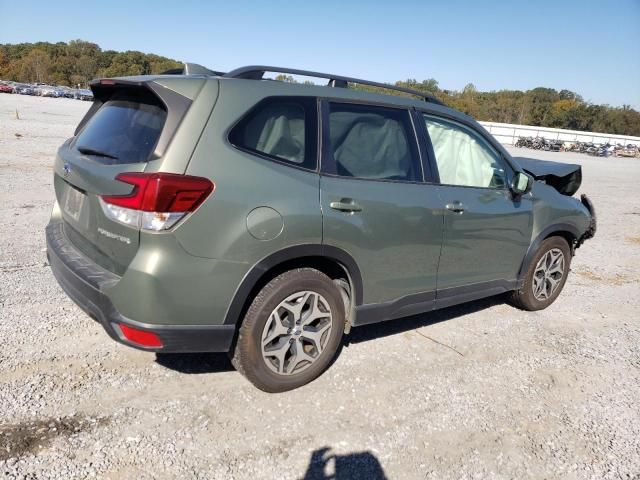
[161,63,225,76]
[223,65,443,105]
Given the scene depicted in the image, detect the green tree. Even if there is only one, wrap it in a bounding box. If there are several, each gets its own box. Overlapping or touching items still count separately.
[20,49,50,83]
[0,48,8,74]
[274,74,297,83]
[526,87,559,125]
[66,40,101,59]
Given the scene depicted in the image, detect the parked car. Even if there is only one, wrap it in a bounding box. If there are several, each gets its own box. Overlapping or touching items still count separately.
[58,86,74,98]
[0,82,14,93]
[39,85,58,97]
[14,83,36,95]
[46,64,596,392]
[62,88,77,99]
[74,89,93,101]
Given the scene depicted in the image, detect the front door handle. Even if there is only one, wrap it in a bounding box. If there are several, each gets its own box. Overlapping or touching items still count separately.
[445,202,465,214]
[330,199,362,213]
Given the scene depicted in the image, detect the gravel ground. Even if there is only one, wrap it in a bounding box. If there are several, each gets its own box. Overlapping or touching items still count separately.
[1,94,639,480]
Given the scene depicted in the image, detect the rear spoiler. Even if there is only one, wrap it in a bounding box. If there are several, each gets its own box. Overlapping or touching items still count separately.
[161,63,225,76]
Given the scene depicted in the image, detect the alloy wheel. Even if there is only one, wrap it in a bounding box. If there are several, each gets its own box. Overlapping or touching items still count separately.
[261,291,333,375]
[532,248,565,301]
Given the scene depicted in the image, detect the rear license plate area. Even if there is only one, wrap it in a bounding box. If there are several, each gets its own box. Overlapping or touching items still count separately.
[63,185,86,222]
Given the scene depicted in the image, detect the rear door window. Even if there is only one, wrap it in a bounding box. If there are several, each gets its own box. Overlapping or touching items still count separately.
[323,102,421,182]
[74,93,167,165]
[229,97,317,170]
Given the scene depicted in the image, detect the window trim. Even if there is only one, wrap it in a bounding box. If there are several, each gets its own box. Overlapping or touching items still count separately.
[420,112,514,190]
[410,109,440,184]
[319,99,425,185]
[227,96,319,172]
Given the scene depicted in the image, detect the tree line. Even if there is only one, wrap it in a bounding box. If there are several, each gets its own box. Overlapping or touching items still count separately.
[0,40,182,88]
[354,80,640,138]
[1,40,639,137]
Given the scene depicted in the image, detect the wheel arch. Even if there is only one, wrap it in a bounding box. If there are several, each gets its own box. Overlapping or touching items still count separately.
[223,245,363,326]
[517,223,579,284]
[544,230,576,250]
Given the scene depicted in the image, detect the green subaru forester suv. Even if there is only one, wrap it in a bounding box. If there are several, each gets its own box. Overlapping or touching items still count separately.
[47,64,596,392]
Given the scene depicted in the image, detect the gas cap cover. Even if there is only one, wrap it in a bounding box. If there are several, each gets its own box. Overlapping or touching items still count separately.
[246,207,284,241]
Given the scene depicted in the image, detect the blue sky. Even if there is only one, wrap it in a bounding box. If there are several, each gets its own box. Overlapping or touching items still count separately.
[1,0,639,108]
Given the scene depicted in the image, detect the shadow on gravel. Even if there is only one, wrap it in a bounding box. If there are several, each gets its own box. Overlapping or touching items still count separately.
[154,352,234,374]
[301,447,387,480]
[154,296,506,375]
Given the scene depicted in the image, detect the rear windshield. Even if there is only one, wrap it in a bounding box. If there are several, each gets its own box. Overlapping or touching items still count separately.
[74,93,167,164]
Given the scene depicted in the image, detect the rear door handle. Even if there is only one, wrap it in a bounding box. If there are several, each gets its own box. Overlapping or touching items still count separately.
[445,202,465,213]
[330,199,362,213]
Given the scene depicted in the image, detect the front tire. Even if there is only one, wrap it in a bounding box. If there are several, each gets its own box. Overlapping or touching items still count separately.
[231,268,345,393]
[509,236,571,311]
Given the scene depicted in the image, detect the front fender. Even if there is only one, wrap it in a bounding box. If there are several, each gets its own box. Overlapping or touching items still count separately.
[530,182,592,240]
[518,183,595,283]
[517,222,581,284]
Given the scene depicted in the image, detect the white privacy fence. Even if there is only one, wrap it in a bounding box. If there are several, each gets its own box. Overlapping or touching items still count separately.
[479,121,640,147]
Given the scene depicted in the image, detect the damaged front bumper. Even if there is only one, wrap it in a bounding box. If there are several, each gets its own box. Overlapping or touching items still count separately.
[576,194,597,249]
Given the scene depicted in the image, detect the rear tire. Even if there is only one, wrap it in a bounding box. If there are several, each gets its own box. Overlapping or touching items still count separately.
[509,236,571,311]
[231,268,345,393]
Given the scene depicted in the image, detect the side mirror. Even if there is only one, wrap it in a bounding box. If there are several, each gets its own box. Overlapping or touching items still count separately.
[511,172,533,197]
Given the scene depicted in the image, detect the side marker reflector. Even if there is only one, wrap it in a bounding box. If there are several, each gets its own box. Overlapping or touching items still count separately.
[119,324,163,348]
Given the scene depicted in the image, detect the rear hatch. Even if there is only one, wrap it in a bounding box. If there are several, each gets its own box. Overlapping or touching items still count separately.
[53,78,200,275]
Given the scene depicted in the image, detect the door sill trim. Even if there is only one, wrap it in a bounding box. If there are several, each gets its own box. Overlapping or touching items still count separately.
[353,279,518,327]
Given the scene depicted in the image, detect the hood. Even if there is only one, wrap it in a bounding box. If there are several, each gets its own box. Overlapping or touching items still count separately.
[514,157,582,196]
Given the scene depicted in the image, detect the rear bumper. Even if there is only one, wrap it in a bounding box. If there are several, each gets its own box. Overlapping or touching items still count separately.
[46,222,235,353]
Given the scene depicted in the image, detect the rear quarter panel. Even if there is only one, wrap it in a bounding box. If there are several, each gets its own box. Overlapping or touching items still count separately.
[106,80,323,326]
[173,80,323,264]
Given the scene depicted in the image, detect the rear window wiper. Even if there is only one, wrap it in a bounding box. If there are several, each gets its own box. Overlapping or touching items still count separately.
[77,146,119,160]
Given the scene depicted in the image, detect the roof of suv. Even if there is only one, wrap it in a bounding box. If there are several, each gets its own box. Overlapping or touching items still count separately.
[96,63,465,117]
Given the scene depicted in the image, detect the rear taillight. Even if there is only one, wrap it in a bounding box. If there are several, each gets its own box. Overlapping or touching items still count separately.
[99,173,214,231]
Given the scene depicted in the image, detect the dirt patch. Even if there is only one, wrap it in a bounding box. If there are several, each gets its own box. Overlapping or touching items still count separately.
[0,415,108,461]
[576,269,604,281]
[574,268,635,285]
[626,235,640,246]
